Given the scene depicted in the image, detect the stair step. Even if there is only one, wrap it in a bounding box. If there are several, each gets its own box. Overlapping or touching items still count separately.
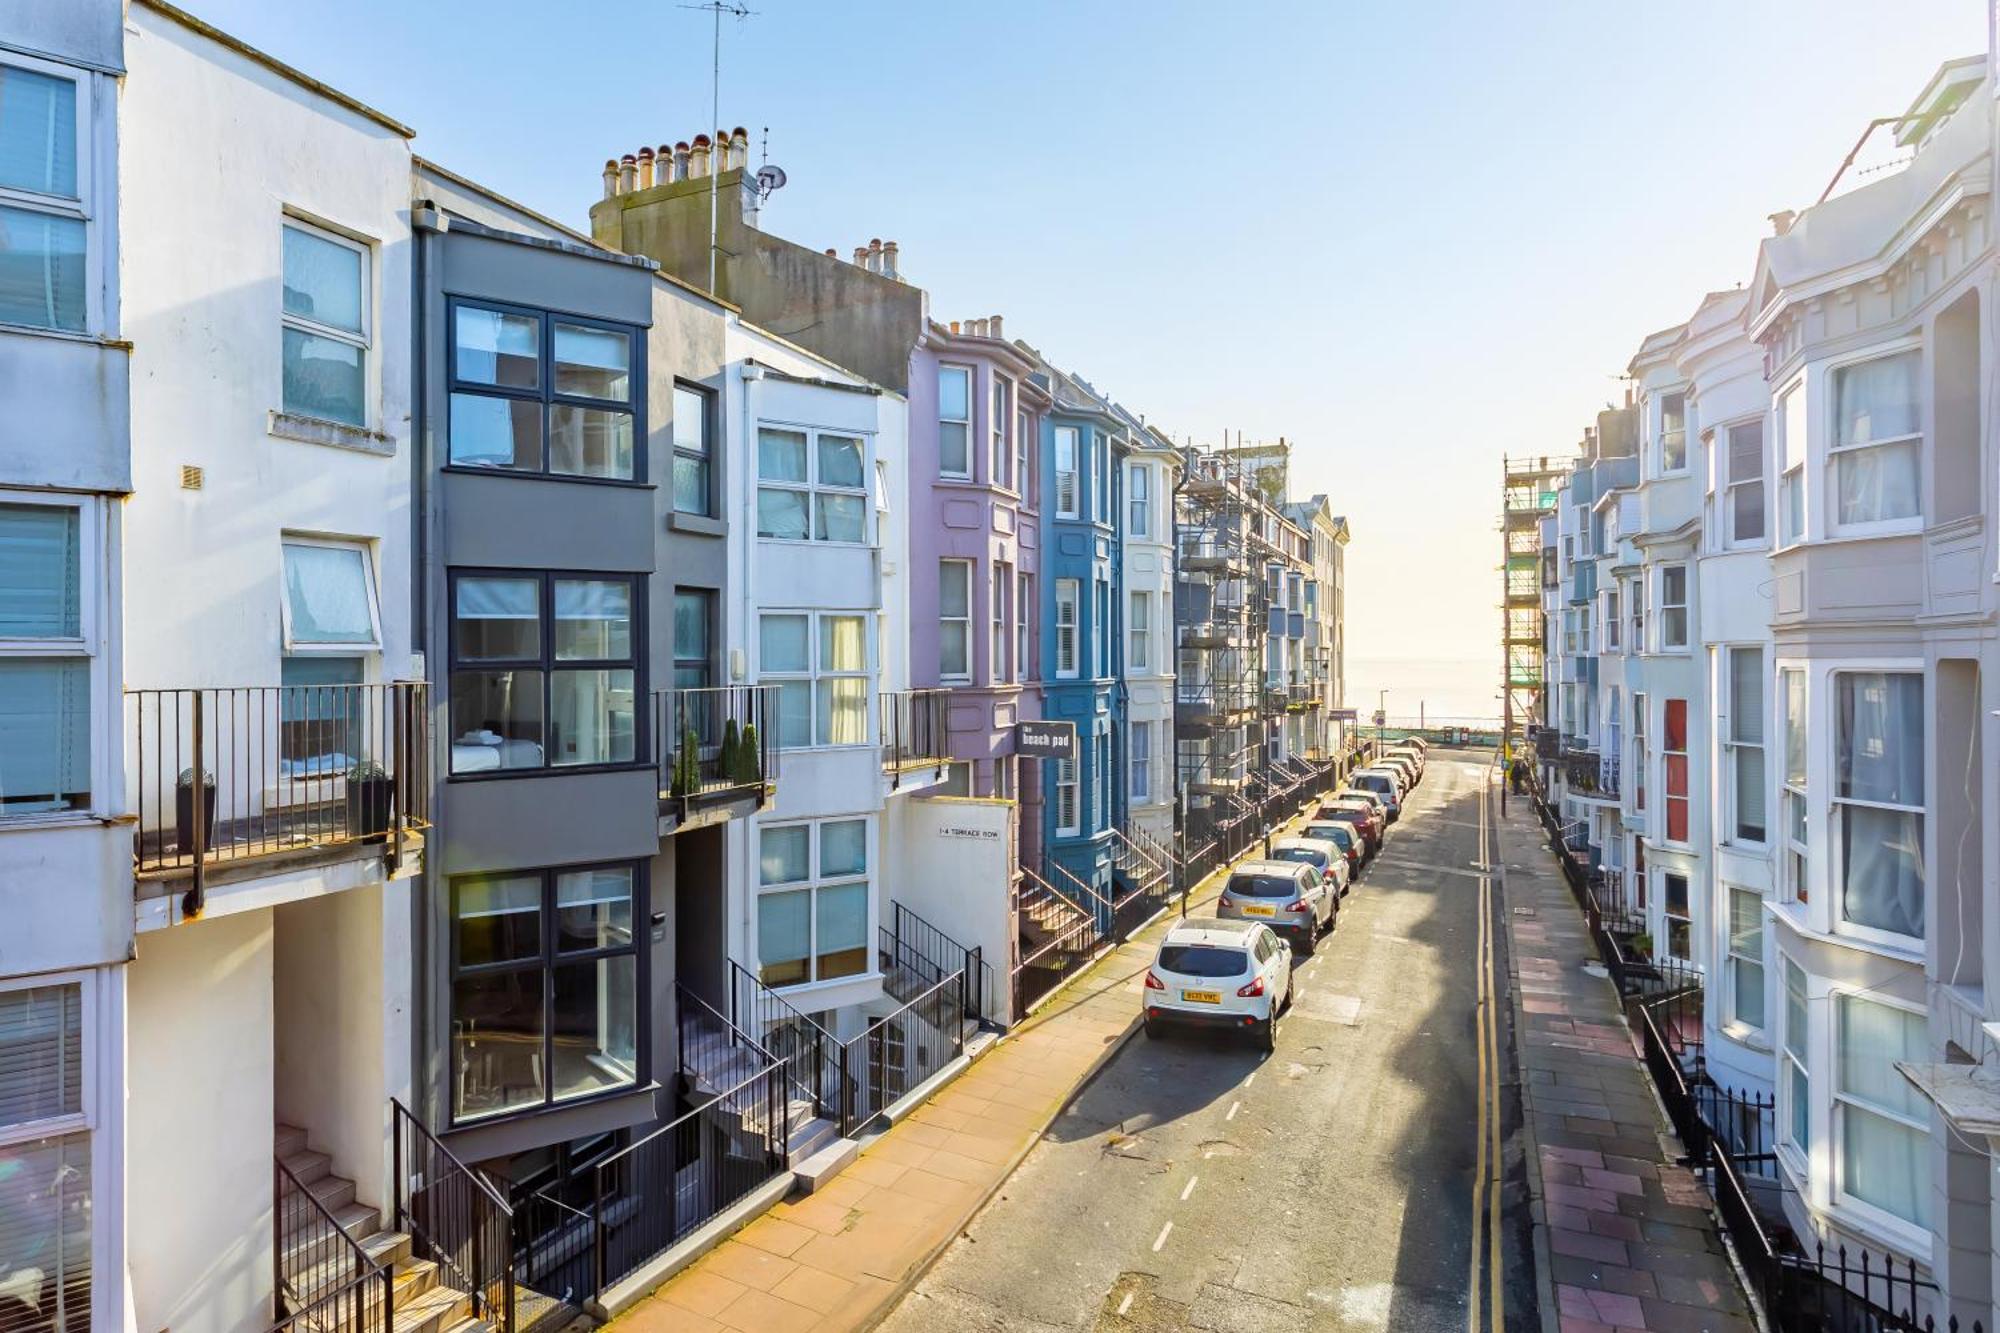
[276,1123,310,1158]
[393,1283,473,1333]
[304,1171,357,1214]
[788,1115,838,1160]
[282,1148,334,1188]
[393,1257,440,1303]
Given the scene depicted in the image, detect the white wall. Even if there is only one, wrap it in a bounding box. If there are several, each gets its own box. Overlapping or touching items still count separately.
[894,797,1016,1012]
[128,908,275,1333]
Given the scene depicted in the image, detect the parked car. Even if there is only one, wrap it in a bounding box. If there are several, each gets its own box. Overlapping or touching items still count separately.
[1351,769,1403,820]
[1299,818,1364,872]
[1385,746,1425,780]
[1217,859,1334,952]
[1269,836,1351,901]
[1376,754,1419,789]
[1318,797,1383,851]
[1143,917,1294,1051]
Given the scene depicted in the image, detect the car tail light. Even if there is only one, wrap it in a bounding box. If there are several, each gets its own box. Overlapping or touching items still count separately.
[1144,971,1166,991]
[1237,975,1265,998]
[1285,900,1308,913]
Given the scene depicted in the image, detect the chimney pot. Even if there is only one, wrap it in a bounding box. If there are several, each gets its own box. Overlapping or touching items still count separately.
[657,145,674,183]
[950,321,961,334]
[854,246,869,267]
[690,134,711,179]
[989,315,1003,339]
[882,240,899,279]
[636,146,655,190]
[674,142,691,181]
[619,154,638,194]
[1769,209,1798,236]
[602,158,620,198]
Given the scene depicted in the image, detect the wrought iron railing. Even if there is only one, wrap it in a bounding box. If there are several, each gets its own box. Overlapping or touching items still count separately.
[727,960,839,1121]
[274,1154,393,1333]
[829,969,968,1137]
[391,1098,514,1330]
[884,902,994,1024]
[655,685,777,809]
[129,683,430,909]
[880,689,949,786]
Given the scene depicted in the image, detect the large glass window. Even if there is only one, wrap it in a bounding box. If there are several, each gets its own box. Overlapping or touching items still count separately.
[1726,647,1765,843]
[938,365,971,479]
[1835,995,1927,1225]
[1054,579,1079,678]
[281,221,369,428]
[0,500,90,815]
[939,559,971,682]
[449,572,641,773]
[448,303,637,480]
[672,383,715,515]
[759,611,870,749]
[1831,350,1921,527]
[0,981,90,1331]
[757,820,871,987]
[1726,421,1766,544]
[1659,391,1687,472]
[1834,671,1923,938]
[451,864,641,1122]
[756,427,868,543]
[0,61,85,333]
[1055,427,1080,518]
[672,590,713,692]
[1727,889,1765,1031]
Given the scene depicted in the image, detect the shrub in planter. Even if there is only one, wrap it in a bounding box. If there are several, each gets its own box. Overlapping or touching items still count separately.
[345,760,395,843]
[732,723,763,785]
[671,727,701,797]
[719,718,742,784]
[175,767,218,854]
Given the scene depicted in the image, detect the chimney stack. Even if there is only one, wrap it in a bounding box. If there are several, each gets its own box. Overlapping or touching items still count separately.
[636,146,655,190]
[1769,209,1797,236]
[882,240,899,279]
[619,154,638,194]
[602,158,619,198]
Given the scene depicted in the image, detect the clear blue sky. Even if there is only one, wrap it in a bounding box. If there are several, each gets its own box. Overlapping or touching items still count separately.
[193,0,1987,709]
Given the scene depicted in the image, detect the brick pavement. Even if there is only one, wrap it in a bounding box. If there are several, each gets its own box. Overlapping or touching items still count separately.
[1499,795,1756,1333]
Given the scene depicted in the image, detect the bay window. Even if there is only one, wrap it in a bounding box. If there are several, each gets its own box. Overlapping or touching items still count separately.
[0,498,93,815]
[1055,427,1080,518]
[448,302,639,480]
[991,375,1012,487]
[1725,646,1765,843]
[0,980,91,1331]
[0,59,88,333]
[1659,391,1687,472]
[1834,994,1927,1226]
[1783,668,1807,903]
[1833,671,1923,938]
[1726,888,1765,1030]
[451,863,642,1122]
[1781,960,1808,1152]
[757,427,868,543]
[1129,591,1151,672]
[1129,464,1150,536]
[758,819,871,987]
[1659,565,1687,649]
[449,572,641,773]
[283,220,370,429]
[760,611,869,749]
[938,365,971,479]
[939,560,971,682]
[1831,350,1921,528]
[1725,420,1765,544]
[1054,579,1079,678]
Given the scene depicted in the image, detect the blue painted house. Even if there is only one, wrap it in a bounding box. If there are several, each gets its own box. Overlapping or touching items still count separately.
[1033,364,1126,904]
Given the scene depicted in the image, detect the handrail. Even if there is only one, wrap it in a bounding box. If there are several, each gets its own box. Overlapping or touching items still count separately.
[829,967,966,1136]
[392,1097,512,1213]
[274,1153,393,1333]
[391,1098,514,1330]
[728,959,839,1119]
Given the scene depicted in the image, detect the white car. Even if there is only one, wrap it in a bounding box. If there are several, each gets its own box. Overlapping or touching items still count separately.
[1269,835,1351,901]
[1142,917,1294,1051]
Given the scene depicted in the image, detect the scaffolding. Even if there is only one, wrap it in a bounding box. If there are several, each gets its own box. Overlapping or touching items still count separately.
[1501,454,1568,760]
[1174,445,1296,844]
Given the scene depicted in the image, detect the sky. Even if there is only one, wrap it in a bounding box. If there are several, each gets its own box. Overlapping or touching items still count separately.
[193,0,1989,719]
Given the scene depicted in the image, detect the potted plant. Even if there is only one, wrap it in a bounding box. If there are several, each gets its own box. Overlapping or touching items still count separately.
[345,760,395,843]
[732,722,763,786]
[671,726,701,798]
[1628,931,1654,960]
[175,767,218,854]
[719,718,742,784]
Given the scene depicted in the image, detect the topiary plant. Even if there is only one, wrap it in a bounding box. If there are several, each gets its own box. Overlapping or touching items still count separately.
[671,726,701,797]
[719,718,741,783]
[732,722,762,784]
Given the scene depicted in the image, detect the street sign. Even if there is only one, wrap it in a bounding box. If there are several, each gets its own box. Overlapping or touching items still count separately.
[1014,719,1077,760]
[1330,708,1357,722]
[1372,710,1386,727]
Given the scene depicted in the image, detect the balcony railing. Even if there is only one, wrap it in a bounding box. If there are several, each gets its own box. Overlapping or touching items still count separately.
[881,689,949,785]
[655,685,777,814]
[129,683,429,905]
[1564,748,1620,799]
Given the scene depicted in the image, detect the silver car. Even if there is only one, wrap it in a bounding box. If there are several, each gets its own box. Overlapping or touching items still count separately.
[1216,860,1332,953]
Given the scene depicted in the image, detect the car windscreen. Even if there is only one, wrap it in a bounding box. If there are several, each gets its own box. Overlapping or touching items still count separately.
[1270,847,1326,866]
[1304,824,1354,848]
[1322,808,1366,823]
[1158,945,1249,978]
[1356,775,1391,792]
[1225,874,1300,899]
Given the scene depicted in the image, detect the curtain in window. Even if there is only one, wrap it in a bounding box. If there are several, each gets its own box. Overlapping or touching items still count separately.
[758,429,807,482]
[1835,352,1920,447]
[819,617,867,744]
[0,503,80,638]
[0,66,77,197]
[1783,671,1806,787]
[757,891,809,986]
[1836,442,1920,526]
[283,543,374,645]
[0,660,89,813]
[1837,996,1927,1224]
[553,580,631,660]
[817,436,864,488]
[1837,672,1922,804]
[0,1129,90,1330]
[759,826,809,884]
[0,984,81,1129]
[282,226,362,333]
[820,820,866,877]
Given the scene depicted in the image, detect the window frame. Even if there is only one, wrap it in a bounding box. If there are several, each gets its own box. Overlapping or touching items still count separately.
[938,364,973,480]
[758,609,874,751]
[1054,755,1080,836]
[1130,719,1151,804]
[444,297,645,484]
[1782,666,1808,904]
[1723,417,1767,547]
[1826,344,1924,536]
[1015,406,1034,503]
[1054,578,1080,679]
[1780,957,1809,1163]
[1662,696,1688,841]
[282,216,375,429]
[1658,564,1688,650]
[1660,870,1692,961]
[1777,378,1807,547]
[672,587,715,692]
[447,860,647,1126]
[1054,426,1080,519]
[0,972,96,1149]
[755,421,873,545]
[1016,572,1031,684]
[1128,590,1151,674]
[938,559,973,685]
[991,374,1013,490]
[0,490,102,821]
[0,53,94,336]
[990,561,1009,683]
[1723,645,1766,845]
[671,380,717,516]
[445,568,648,778]
[1830,667,1925,945]
[755,817,876,991]
[1724,886,1766,1035]
[1128,461,1150,537]
[1657,390,1688,474]
[279,534,384,654]
[1831,990,1930,1232]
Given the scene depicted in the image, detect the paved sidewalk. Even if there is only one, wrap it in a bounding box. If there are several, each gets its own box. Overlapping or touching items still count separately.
[1497,795,1755,1333]
[614,835,1284,1332]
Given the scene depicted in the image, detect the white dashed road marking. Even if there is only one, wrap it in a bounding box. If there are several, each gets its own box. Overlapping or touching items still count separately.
[1152,1221,1173,1252]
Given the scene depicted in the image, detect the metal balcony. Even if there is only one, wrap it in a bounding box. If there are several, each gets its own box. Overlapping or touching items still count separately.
[656,685,778,826]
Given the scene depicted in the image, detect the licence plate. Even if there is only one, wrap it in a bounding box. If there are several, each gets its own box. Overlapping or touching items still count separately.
[1240,904,1275,917]
[1182,990,1221,1004]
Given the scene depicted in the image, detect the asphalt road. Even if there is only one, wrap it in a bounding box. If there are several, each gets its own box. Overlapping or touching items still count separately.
[880,753,1537,1333]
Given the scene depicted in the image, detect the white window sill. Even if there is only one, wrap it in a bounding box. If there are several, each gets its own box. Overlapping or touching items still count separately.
[0,811,116,833]
[269,410,394,457]
[1718,1020,1772,1053]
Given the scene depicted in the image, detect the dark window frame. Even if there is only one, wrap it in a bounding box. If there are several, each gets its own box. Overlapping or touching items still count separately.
[671,380,718,516]
[447,858,650,1128]
[672,586,716,692]
[443,296,647,485]
[446,567,649,780]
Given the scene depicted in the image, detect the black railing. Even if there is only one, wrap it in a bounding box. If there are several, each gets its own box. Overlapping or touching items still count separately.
[1013,867,1102,1014]
[391,1098,514,1330]
[1563,748,1619,798]
[728,960,839,1121]
[881,689,950,786]
[678,982,777,1103]
[885,902,993,1024]
[130,683,430,913]
[274,1155,392,1333]
[656,685,777,809]
[831,969,968,1137]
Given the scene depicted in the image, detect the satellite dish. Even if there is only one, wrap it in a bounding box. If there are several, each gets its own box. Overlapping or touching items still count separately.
[755,164,787,197]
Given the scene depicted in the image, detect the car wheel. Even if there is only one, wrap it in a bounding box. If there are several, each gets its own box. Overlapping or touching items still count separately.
[1143,1017,1161,1040]
[1296,927,1316,957]
[1258,1011,1279,1052]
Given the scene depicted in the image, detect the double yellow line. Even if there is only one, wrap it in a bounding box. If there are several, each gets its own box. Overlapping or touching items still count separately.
[1468,767,1504,1333]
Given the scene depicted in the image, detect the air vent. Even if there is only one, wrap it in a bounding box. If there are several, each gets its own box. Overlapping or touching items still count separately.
[180,465,203,490]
